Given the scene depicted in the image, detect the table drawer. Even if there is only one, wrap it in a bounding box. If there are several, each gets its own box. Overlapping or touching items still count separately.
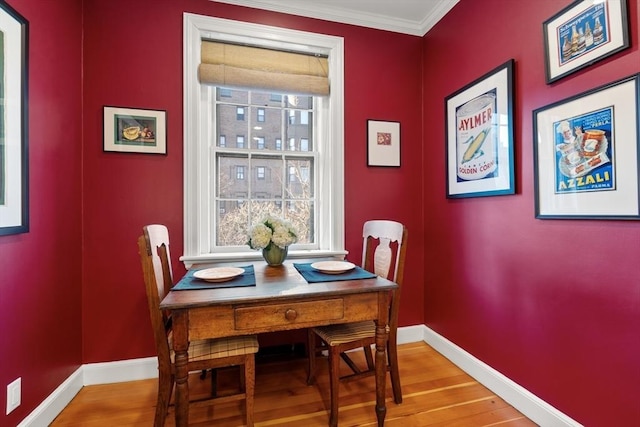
[234,298,344,329]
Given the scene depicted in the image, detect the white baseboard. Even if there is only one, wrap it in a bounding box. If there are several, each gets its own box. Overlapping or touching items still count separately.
[83,356,158,385]
[17,367,83,427]
[421,325,583,427]
[20,325,581,427]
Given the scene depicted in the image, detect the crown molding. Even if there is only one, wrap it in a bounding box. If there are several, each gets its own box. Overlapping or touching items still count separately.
[210,0,459,36]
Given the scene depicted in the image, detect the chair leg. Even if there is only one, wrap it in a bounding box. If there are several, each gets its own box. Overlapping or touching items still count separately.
[328,346,341,427]
[307,328,317,385]
[363,345,374,370]
[155,371,173,427]
[244,355,256,427]
[211,369,218,397]
[388,338,402,404]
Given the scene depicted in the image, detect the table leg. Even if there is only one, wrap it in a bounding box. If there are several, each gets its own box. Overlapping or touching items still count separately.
[173,311,189,427]
[375,293,389,426]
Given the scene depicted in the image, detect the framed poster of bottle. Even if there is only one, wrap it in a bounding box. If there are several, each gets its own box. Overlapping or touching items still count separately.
[543,0,630,84]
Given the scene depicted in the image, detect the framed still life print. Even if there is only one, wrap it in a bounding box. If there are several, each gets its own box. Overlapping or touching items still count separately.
[0,2,29,236]
[543,0,630,84]
[103,106,167,154]
[533,74,639,220]
[445,59,515,198]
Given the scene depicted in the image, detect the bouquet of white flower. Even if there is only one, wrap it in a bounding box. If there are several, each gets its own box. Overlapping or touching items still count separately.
[247,215,298,250]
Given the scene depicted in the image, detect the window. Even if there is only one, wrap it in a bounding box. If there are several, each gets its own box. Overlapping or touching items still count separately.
[301,166,310,182]
[183,14,345,265]
[219,135,226,147]
[236,166,245,180]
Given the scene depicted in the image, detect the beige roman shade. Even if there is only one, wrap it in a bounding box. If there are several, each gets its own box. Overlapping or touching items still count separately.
[198,41,330,96]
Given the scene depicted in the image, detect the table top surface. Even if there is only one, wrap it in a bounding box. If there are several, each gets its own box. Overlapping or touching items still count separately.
[160,260,397,310]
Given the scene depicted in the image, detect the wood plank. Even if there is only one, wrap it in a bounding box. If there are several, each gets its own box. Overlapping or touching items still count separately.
[51,342,537,427]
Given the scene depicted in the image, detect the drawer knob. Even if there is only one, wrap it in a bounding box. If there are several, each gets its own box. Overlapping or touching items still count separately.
[284,309,298,321]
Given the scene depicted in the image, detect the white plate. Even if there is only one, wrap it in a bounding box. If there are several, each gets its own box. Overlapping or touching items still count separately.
[193,267,244,283]
[311,261,356,274]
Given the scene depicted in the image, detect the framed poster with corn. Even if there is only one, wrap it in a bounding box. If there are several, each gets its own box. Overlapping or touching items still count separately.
[103,106,167,154]
[445,59,515,198]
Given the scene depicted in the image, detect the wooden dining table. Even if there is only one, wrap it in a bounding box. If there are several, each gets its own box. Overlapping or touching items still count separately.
[159,260,398,426]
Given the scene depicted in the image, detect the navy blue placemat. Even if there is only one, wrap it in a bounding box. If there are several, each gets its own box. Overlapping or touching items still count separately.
[172,265,256,290]
[294,262,377,283]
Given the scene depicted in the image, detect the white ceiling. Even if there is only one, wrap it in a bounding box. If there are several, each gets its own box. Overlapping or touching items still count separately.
[211,0,460,36]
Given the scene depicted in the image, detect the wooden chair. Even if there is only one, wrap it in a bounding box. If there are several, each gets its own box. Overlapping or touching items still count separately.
[138,224,259,426]
[307,220,407,426]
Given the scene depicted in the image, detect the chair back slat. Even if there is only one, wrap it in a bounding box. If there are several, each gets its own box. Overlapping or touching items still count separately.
[361,220,407,332]
[138,225,174,367]
[362,220,406,284]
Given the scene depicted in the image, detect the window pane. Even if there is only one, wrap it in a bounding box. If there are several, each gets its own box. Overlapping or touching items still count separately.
[216,88,247,103]
[217,104,247,147]
[287,200,314,244]
[251,155,283,199]
[216,200,249,246]
[286,157,314,199]
[217,153,248,198]
[286,109,312,151]
[249,105,282,150]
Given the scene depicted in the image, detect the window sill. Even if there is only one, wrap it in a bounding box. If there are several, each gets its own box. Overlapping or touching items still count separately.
[180,249,349,269]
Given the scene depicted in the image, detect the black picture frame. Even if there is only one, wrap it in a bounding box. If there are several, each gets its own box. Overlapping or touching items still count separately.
[445,59,515,198]
[367,119,400,167]
[543,0,630,84]
[533,74,640,220]
[0,1,29,236]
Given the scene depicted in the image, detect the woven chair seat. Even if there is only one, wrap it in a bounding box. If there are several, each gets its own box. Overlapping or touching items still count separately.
[169,334,259,362]
[312,321,375,346]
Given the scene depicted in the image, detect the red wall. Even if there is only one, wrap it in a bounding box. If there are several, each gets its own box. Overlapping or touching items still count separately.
[2,0,638,425]
[0,0,83,425]
[80,0,425,363]
[422,1,639,426]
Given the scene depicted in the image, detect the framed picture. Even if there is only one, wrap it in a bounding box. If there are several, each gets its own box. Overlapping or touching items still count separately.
[367,120,400,167]
[445,59,515,199]
[533,74,639,220]
[0,2,29,236]
[103,106,167,154]
[543,0,630,84]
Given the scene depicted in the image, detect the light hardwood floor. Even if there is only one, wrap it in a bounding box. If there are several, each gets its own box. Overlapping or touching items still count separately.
[51,342,537,426]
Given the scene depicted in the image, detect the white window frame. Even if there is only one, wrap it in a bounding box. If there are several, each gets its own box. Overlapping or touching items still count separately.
[182,13,345,267]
